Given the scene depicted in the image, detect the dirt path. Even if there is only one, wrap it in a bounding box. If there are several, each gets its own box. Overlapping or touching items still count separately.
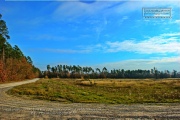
[0,79,180,120]
[0,78,40,88]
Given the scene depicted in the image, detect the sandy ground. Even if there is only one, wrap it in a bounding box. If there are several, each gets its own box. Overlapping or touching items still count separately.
[0,78,180,120]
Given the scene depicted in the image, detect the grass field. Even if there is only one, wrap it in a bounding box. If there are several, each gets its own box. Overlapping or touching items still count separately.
[7,78,180,104]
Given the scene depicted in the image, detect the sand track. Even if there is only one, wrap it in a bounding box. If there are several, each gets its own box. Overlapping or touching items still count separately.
[0,78,179,120]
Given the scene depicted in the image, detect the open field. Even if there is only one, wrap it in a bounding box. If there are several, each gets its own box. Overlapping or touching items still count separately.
[7,78,180,104]
[0,78,179,119]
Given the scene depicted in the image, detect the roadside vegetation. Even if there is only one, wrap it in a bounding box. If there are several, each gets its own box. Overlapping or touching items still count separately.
[7,78,180,104]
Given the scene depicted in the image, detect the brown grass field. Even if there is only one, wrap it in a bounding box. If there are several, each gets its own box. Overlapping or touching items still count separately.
[7,78,180,104]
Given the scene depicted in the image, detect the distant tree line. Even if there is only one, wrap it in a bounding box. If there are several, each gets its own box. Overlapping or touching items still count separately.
[0,14,41,82]
[41,65,180,79]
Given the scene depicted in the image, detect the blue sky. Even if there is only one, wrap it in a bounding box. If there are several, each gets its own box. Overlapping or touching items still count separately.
[0,0,180,71]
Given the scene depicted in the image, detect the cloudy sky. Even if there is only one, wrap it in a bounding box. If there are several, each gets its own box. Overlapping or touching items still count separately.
[0,0,180,71]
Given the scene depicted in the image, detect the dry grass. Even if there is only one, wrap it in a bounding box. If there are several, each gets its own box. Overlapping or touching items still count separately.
[7,78,180,104]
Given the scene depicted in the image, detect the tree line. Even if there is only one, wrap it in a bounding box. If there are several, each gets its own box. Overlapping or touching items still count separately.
[0,14,40,82]
[42,64,180,79]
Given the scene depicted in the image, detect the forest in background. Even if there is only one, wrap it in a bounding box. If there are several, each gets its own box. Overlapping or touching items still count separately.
[43,64,180,79]
[0,14,40,82]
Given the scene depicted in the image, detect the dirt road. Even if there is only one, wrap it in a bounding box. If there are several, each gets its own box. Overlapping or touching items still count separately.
[0,78,180,120]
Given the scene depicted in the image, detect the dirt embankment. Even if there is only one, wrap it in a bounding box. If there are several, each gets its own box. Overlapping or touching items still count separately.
[0,78,180,120]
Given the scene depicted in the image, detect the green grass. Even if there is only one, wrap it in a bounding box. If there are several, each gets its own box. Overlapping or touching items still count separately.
[7,78,180,104]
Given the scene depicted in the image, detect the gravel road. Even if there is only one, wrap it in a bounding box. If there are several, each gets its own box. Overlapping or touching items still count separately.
[0,78,180,120]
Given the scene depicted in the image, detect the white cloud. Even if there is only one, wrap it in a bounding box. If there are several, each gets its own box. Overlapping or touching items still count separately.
[53,0,180,19]
[161,32,180,37]
[40,43,105,54]
[122,16,128,20]
[118,15,129,25]
[77,43,105,52]
[107,0,180,18]
[170,20,180,25]
[94,17,108,41]
[42,48,91,54]
[30,34,70,41]
[57,32,180,54]
[94,56,180,71]
[105,32,180,54]
[174,20,180,24]
[39,32,180,55]
[53,2,117,20]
